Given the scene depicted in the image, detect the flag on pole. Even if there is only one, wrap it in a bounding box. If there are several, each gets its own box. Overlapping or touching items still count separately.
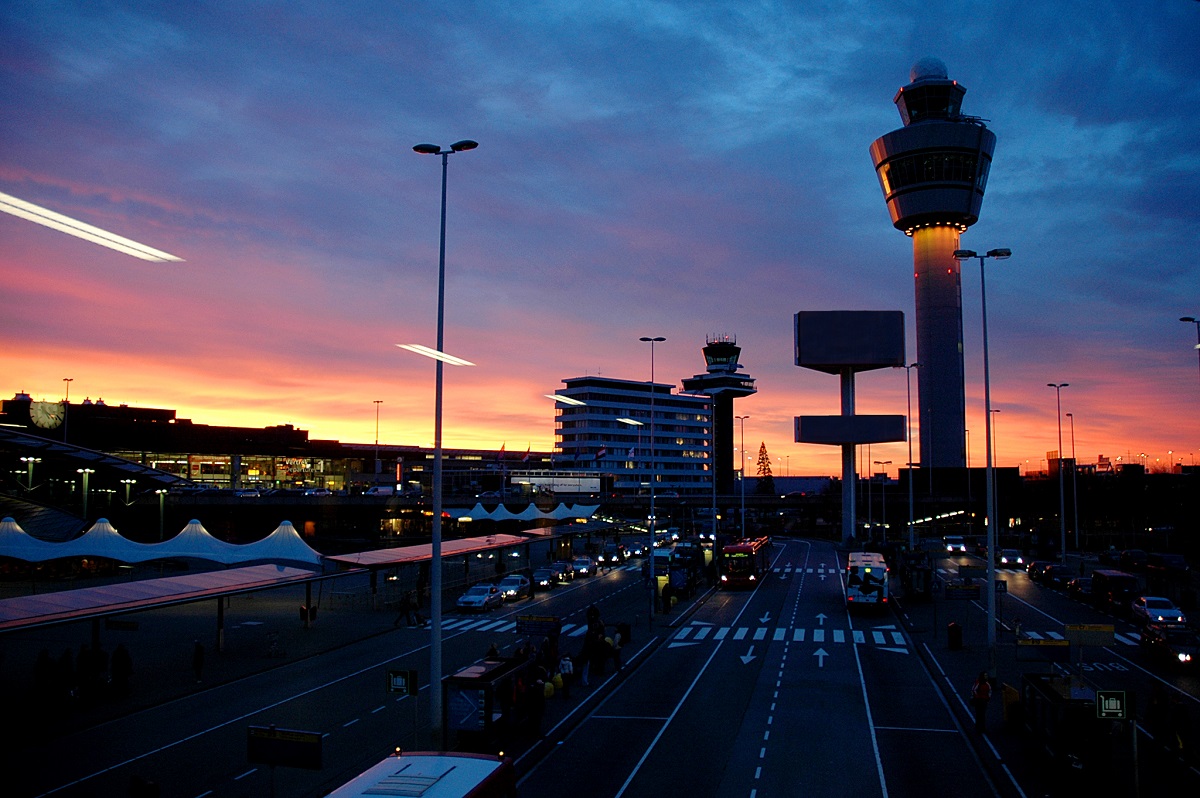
[627,447,635,458]
[496,443,506,462]
[595,446,607,461]
[522,445,530,463]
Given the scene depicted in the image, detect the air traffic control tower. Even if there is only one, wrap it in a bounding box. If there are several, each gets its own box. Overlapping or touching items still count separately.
[869,58,997,469]
[682,335,756,496]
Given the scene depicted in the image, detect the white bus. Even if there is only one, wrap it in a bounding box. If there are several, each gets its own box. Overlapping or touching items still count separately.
[326,750,516,798]
[845,551,889,609]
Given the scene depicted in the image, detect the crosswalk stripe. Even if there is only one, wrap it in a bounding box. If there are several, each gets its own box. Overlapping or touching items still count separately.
[813,629,825,643]
[494,622,517,633]
[1026,631,1043,640]
[560,623,578,636]
[476,620,508,632]
[568,624,588,637]
[1046,631,1065,640]
[891,632,905,645]
[872,631,885,645]
[694,627,711,641]
[734,628,748,640]
[853,630,865,644]
[773,628,786,641]
[793,628,805,642]
[676,627,693,640]
[443,618,471,629]
[1115,633,1137,645]
[715,627,729,640]
[833,629,845,643]
[457,620,489,631]
[753,628,768,641]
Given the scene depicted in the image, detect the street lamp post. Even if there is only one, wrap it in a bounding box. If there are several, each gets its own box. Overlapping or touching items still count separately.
[120,478,137,506]
[1048,383,1069,565]
[20,456,41,491]
[640,336,665,624]
[76,468,95,521]
[1181,316,1200,387]
[874,460,892,538]
[373,400,383,477]
[413,138,478,747]
[63,377,73,442]
[954,247,1011,660]
[1067,412,1079,550]
[156,489,168,540]
[735,415,749,537]
[894,363,919,549]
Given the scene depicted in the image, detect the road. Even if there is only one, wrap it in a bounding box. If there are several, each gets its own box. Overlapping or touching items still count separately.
[9,537,1199,797]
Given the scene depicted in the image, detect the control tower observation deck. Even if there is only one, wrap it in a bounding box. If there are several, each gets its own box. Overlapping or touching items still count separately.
[681,335,756,496]
[869,58,997,469]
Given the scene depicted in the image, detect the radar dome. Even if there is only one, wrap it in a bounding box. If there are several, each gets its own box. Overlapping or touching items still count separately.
[910,57,948,83]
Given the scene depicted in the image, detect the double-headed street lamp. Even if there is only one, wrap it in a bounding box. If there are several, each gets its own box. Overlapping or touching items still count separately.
[735,415,750,537]
[20,456,41,491]
[1047,383,1069,564]
[411,137,478,747]
[1066,412,1079,549]
[640,335,665,624]
[156,489,169,541]
[893,363,919,549]
[873,460,892,536]
[76,468,95,521]
[954,247,1010,659]
[1182,316,1200,387]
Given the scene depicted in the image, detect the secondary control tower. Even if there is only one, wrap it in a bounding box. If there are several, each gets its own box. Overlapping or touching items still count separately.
[681,335,756,496]
[869,58,997,469]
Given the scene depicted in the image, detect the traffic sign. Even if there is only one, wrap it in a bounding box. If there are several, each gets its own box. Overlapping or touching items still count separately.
[1096,690,1127,719]
[387,669,418,696]
[1065,624,1115,647]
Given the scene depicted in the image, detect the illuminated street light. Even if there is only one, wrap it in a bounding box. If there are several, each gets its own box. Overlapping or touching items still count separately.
[76,468,95,520]
[954,247,1010,659]
[411,137,477,748]
[874,460,892,535]
[156,489,168,541]
[736,415,750,537]
[120,478,137,506]
[1047,382,1069,565]
[1182,316,1200,388]
[640,335,665,625]
[20,456,41,491]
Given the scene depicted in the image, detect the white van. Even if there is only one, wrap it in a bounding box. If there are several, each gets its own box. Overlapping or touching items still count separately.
[363,486,395,496]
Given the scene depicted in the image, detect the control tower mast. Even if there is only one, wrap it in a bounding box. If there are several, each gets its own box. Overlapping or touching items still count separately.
[681,335,756,496]
[869,58,997,469]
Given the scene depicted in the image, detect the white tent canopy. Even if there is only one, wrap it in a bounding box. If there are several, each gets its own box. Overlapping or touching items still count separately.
[449,502,599,522]
[0,518,322,567]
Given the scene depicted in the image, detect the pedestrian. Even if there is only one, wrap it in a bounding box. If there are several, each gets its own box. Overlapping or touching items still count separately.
[970,671,992,732]
[486,642,500,658]
[111,643,133,697]
[192,640,205,684]
[558,654,574,699]
[661,582,672,615]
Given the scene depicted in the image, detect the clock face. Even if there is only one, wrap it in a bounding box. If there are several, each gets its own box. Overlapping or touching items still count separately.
[30,401,65,429]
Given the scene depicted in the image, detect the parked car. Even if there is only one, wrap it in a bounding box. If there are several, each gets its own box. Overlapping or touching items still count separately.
[1130,595,1187,627]
[571,556,595,577]
[1066,577,1093,600]
[1119,549,1148,572]
[531,568,556,591]
[1040,564,1074,588]
[455,583,502,612]
[943,535,967,554]
[496,575,531,601]
[1139,622,1199,667]
[303,488,332,496]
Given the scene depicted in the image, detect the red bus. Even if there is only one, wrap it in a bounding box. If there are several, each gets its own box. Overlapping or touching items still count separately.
[326,750,517,798]
[720,536,772,588]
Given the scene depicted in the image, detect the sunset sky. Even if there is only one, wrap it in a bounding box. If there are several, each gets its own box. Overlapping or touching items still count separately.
[3,2,1198,479]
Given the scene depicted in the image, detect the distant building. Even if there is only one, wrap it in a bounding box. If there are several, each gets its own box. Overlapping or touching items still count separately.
[550,376,711,494]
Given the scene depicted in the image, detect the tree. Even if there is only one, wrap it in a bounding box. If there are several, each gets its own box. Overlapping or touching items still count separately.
[755,442,776,495]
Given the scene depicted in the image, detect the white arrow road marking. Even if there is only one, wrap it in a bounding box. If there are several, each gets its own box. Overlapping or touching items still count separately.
[814,648,828,667]
[759,612,771,624]
[816,613,827,626]
[740,646,757,665]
